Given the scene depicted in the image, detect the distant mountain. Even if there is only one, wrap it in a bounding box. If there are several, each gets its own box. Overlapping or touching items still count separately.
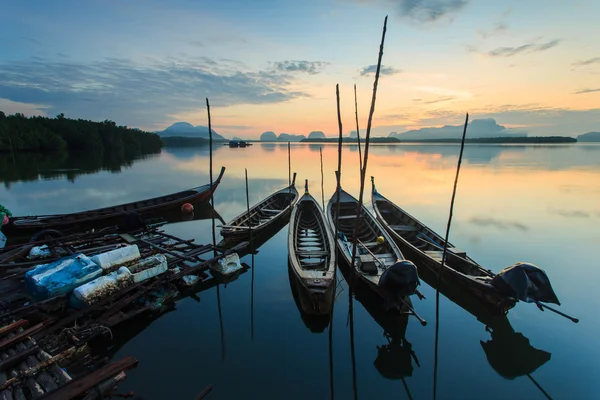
[156,122,226,140]
[577,131,600,142]
[232,136,244,141]
[278,133,306,142]
[348,130,358,138]
[308,131,326,139]
[260,131,277,141]
[389,118,527,141]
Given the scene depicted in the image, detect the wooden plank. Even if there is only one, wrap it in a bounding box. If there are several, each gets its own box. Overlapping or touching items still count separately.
[0,345,39,372]
[389,224,418,232]
[0,323,44,353]
[40,356,138,400]
[0,320,29,337]
[260,208,281,213]
[218,224,249,230]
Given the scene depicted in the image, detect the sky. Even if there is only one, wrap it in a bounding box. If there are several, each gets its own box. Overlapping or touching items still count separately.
[1,0,599,138]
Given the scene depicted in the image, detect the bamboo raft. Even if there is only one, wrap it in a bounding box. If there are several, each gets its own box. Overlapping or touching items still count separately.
[0,225,251,398]
[0,318,138,400]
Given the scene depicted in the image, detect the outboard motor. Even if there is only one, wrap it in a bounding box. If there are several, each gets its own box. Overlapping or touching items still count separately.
[490,262,560,305]
[380,260,420,311]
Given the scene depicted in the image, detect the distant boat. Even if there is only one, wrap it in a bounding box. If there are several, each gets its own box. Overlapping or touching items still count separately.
[288,180,336,316]
[228,140,251,148]
[219,173,299,243]
[370,176,561,314]
[4,167,226,240]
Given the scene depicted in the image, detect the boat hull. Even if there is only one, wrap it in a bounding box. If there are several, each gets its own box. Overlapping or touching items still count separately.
[288,264,335,316]
[383,230,516,313]
[370,187,515,314]
[4,167,226,239]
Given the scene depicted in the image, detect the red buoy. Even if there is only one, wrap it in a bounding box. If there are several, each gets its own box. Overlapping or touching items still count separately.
[181,203,194,214]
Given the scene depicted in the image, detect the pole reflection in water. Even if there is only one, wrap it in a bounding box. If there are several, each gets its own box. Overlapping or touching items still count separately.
[340,255,418,400]
[217,284,226,361]
[251,252,255,341]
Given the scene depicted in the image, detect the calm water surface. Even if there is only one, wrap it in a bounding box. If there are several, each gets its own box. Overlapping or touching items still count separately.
[1,143,599,399]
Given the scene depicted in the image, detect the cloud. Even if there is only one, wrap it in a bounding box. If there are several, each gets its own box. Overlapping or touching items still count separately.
[468,216,528,231]
[392,0,469,22]
[572,57,600,67]
[424,96,456,104]
[486,39,560,57]
[359,64,402,76]
[0,57,309,129]
[389,118,527,140]
[272,60,329,74]
[574,88,600,94]
[552,209,590,218]
[478,22,508,39]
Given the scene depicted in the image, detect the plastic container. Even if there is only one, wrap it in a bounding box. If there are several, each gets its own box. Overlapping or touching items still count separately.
[211,253,242,276]
[25,254,102,301]
[90,245,140,271]
[70,267,132,308]
[128,254,168,283]
[28,245,52,260]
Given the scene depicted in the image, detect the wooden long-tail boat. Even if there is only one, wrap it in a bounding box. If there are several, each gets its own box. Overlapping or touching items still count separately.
[288,180,335,316]
[219,173,299,243]
[326,187,422,319]
[3,167,226,239]
[370,176,518,313]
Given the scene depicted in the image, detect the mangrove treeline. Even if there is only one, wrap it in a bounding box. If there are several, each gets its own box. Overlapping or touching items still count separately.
[0,112,163,156]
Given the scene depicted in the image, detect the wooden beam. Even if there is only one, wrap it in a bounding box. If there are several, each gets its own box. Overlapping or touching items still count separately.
[0,323,44,353]
[40,356,138,400]
[0,345,39,372]
[0,319,29,336]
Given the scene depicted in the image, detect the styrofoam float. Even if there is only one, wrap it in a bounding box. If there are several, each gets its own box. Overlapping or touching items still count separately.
[70,254,168,308]
[25,254,102,300]
[90,245,140,272]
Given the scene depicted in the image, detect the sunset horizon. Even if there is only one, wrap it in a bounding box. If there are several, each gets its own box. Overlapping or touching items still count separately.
[1,0,599,139]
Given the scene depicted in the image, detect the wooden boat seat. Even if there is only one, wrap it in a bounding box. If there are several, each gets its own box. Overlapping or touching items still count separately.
[449,247,467,258]
[362,242,381,248]
[260,208,281,213]
[424,250,444,262]
[389,224,418,232]
[297,251,329,257]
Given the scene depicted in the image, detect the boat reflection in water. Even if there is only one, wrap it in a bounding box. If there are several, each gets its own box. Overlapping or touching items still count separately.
[339,258,419,397]
[418,267,551,381]
[287,262,331,333]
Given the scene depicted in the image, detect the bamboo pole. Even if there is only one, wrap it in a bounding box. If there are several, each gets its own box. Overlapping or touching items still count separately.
[206,98,216,255]
[354,84,363,173]
[320,147,325,210]
[433,113,469,400]
[288,141,291,207]
[334,84,343,238]
[348,16,388,286]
